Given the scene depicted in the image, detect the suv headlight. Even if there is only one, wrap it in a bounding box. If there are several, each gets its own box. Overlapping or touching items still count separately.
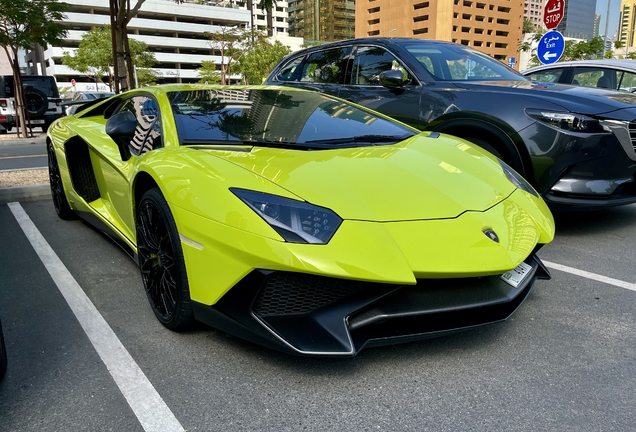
[231,188,342,244]
[526,109,604,133]
[499,160,539,197]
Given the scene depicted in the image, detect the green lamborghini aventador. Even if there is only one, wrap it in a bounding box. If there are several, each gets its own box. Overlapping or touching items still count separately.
[47,84,555,356]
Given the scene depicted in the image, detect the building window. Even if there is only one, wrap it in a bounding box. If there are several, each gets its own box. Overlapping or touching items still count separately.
[462,14,471,19]
[463,0,472,6]
[368,18,380,24]
[497,18,510,25]
[413,28,429,35]
[414,2,429,9]
[498,6,511,13]
[460,40,470,46]
[476,2,485,8]
[495,43,508,49]
[368,7,380,13]
[368,30,380,36]
[461,27,470,33]
[496,31,509,37]
[413,15,429,23]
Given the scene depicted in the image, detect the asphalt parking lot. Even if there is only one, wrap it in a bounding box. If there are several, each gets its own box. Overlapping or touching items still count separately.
[0,196,635,431]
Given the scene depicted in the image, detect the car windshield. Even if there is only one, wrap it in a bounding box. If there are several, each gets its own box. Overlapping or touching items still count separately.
[168,89,416,149]
[404,43,527,82]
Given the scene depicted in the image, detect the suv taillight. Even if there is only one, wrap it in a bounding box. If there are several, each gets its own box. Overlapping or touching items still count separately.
[0,99,6,108]
[55,98,61,106]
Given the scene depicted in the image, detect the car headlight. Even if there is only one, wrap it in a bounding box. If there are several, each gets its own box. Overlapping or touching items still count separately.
[526,109,604,133]
[231,188,342,244]
[499,160,539,197]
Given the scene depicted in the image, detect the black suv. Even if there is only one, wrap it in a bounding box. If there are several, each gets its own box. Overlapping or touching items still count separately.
[0,75,63,133]
[265,38,636,211]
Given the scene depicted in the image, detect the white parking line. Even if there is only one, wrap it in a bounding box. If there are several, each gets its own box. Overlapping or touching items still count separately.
[543,260,636,292]
[8,202,184,432]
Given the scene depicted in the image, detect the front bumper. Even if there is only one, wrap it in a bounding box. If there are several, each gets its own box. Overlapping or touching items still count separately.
[192,254,550,356]
[521,121,636,211]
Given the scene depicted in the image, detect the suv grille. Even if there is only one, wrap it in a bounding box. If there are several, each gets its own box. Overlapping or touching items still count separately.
[629,121,636,152]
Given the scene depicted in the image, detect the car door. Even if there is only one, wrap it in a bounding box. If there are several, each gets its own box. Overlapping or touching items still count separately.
[337,45,423,129]
[89,94,163,242]
[569,67,636,91]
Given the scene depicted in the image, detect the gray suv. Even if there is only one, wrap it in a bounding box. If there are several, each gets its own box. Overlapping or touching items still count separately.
[0,75,64,133]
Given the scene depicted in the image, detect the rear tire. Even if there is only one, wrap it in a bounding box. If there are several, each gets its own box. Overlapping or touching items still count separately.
[47,142,76,220]
[137,188,194,331]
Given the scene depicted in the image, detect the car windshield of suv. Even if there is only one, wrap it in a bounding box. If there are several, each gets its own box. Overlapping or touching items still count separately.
[169,89,416,149]
[404,44,527,82]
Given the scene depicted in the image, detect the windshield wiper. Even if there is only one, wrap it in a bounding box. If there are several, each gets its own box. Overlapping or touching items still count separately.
[303,133,414,145]
[181,139,336,150]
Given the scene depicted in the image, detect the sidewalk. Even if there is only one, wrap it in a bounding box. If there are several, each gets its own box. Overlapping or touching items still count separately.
[0,133,50,203]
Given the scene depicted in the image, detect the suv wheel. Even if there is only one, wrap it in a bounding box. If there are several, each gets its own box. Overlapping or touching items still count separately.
[25,88,48,118]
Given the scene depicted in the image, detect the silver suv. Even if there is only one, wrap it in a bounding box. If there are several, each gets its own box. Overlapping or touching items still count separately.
[0,75,64,134]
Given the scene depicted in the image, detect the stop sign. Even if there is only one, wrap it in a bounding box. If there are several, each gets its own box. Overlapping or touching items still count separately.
[543,0,563,30]
[71,79,76,87]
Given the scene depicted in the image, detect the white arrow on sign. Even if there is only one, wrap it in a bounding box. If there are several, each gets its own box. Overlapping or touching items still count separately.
[543,52,558,61]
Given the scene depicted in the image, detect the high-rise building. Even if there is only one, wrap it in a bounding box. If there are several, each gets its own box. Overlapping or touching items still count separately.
[619,0,636,48]
[287,0,356,42]
[523,0,544,25]
[555,0,595,39]
[355,1,523,64]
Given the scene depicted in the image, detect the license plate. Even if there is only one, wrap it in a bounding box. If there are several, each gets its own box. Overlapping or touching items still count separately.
[500,262,533,288]
[28,119,45,124]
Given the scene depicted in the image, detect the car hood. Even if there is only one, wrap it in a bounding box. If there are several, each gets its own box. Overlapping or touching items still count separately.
[453,80,636,116]
[206,134,516,221]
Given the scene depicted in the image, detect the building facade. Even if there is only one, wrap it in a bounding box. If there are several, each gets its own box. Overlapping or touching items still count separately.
[287,0,356,42]
[355,0,523,65]
[26,0,302,93]
[523,0,544,25]
[555,0,595,39]
[619,0,636,48]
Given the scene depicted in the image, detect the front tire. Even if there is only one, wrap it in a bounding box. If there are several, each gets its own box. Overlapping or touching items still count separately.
[136,188,194,331]
[47,142,76,220]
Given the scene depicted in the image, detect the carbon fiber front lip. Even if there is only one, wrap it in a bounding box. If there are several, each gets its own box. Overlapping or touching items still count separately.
[192,255,550,356]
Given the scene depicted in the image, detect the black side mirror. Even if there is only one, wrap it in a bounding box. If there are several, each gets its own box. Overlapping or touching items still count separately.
[379,70,406,88]
[106,111,136,160]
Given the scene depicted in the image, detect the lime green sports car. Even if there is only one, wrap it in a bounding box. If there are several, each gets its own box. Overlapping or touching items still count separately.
[48,85,555,356]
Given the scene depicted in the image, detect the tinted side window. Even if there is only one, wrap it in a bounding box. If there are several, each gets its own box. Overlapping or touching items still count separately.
[618,71,636,92]
[299,47,351,84]
[276,57,304,81]
[572,67,615,89]
[352,46,412,85]
[115,95,162,155]
[525,69,564,83]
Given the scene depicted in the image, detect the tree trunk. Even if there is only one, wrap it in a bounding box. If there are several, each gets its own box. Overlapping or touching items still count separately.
[9,48,33,138]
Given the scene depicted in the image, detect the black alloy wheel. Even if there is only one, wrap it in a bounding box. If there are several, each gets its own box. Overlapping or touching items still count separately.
[47,143,75,220]
[137,188,193,331]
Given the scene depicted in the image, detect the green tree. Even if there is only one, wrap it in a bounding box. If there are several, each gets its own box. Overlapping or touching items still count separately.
[522,18,536,34]
[236,40,291,84]
[62,25,157,91]
[0,0,67,138]
[196,61,222,84]
[111,0,147,92]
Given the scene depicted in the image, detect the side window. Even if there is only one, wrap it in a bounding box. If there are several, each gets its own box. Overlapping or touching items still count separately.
[618,71,636,92]
[115,95,162,156]
[526,69,564,84]
[572,67,616,89]
[276,57,304,81]
[352,46,413,85]
[299,47,351,84]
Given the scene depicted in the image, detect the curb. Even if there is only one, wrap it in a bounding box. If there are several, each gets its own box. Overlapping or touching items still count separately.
[0,184,51,204]
[0,137,46,146]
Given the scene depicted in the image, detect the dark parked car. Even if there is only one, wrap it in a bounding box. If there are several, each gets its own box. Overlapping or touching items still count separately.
[0,75,64,133]
[265,38,636,211]
[523,59,636,92]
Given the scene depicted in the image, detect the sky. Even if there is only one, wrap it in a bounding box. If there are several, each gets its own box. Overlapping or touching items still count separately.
[596,0,621,39]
